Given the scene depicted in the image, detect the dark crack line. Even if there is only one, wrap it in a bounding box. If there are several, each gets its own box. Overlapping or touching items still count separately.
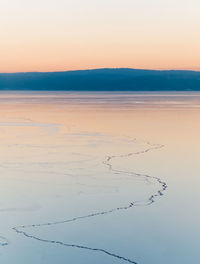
[12,140,167,264]
[12,226,137,264]
[103,142,167,205]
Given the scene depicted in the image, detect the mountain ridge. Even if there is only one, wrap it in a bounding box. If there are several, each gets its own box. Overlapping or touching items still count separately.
[0,68,200,91]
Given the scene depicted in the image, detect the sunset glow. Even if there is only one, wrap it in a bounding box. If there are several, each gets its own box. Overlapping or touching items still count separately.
[1,0,200,72]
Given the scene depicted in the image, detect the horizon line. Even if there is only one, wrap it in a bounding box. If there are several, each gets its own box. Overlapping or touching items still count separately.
[1,67,200,74]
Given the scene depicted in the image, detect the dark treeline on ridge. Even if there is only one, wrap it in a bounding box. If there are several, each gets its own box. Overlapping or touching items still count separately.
[0,68,200,91]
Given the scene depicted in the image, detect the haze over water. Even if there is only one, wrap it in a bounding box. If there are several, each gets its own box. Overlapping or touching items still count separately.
[0,92,199,264]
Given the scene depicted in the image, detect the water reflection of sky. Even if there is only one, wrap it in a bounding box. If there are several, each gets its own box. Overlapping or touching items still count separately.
[0,92,199,264]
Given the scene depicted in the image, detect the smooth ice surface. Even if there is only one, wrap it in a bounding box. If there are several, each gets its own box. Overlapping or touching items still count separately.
[0,92,200,264]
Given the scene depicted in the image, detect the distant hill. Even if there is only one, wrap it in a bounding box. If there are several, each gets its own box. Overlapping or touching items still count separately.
[0,68,200,91]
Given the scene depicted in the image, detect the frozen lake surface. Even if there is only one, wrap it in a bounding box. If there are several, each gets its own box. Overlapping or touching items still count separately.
[0,92,200,264]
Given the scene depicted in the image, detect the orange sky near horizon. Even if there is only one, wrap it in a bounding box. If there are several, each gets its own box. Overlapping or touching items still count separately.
[0,0,200,73]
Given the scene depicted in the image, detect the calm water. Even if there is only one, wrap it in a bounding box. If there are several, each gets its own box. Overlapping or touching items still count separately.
[0,92,200,264]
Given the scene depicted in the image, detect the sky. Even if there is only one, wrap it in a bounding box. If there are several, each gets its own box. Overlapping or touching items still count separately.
[0,0,200,72]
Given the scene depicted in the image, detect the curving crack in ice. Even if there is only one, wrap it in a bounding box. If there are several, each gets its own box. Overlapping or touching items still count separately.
[103,142,167,206]
[12,140,167,264]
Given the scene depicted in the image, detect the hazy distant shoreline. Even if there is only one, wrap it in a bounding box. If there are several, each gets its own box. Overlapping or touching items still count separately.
[0,68,200,91]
